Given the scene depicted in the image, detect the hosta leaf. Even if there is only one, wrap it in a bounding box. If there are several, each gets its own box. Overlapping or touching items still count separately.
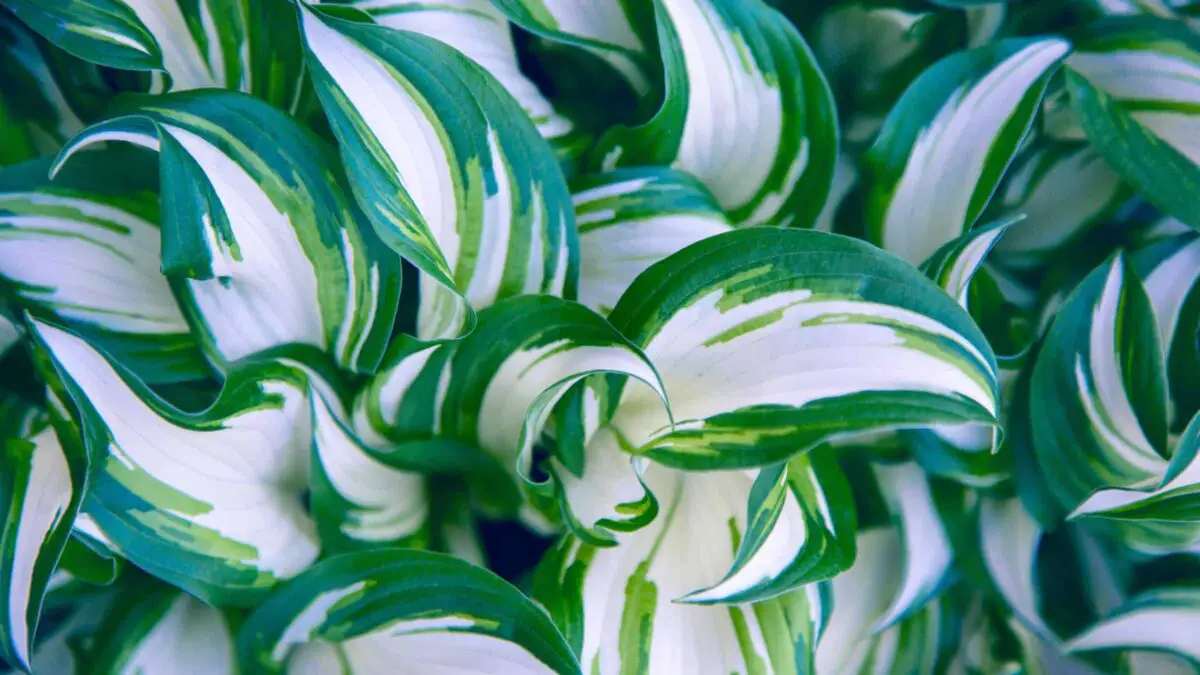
[573,167,732,315]
[1065,586,1200,663]
[680,448,856,605]
[607,228,1000,471]
[300,5,576,339]
[0,408,84,672]
[920,216,1016,308]
[309,389,428,553]
[342,0,576,146]
[1063,18,1200,230]
[0,14,88,164]
[88,587,235,674]
[1136,231,1200,426]
[812,2,957,146]
[1031,253,1170,515]
[3,0,255,93]
[0,149,208,384]
[5,592,109,675]
[29,319,325,606]
[53,90,401,374]
[534,466,827,675]
[994,142,1130,268]
[813,528,943,675]
[490,0,655,93]
[353,294,666,522]
[980,496,1051,639]
[238,548,581,675]
[857,37,1070,265]
[868,462,954,630]
[595,0,838,228]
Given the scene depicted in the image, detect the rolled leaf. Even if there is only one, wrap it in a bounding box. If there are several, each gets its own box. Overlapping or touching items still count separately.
[0,412,85,672]
[594,0,838,228]
[920,216,1017,308]
[299,4,576,339]
[0,149,207,383]
[52,90,402,374]
[858,37,1070,265]
[238,548,580,675]
[1065,586,1200,663]
[29,319,324,606]
[573,167,732,315]
[534,466,827,675]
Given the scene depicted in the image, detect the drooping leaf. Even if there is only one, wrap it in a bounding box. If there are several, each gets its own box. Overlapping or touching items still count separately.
[53,90,402,374]
[238,548,581,675]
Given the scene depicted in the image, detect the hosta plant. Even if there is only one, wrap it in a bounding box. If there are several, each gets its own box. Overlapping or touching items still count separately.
[2,0,1200,674]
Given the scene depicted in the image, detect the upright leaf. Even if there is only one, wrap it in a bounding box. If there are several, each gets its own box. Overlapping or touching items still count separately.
[300,5,576,339]
[595,0,838,228]
[856,37,1070,264]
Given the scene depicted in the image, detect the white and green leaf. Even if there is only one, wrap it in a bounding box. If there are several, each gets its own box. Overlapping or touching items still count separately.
[29,319,325,606]
[859,37,1070,265]
[534,465,827,675]
[573,167,732,315]
[0,148,208,383]
[993,142,1130,267]
[1063,19,1200,230]
[300,4,576,339]
[53,90,402,374]
[1065,586,1200,664]
[342,0,577,145]
[595,0,839,228]
[239,548,581,675]
[0,411,85,672]
[86,587,236,675]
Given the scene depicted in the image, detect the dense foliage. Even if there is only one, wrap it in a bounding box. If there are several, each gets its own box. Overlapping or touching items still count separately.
[1,0,1199,673]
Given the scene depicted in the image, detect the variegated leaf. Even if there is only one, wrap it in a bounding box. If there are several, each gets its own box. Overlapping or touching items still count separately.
[573,167,732,315]
[534,464,828,675]
[856,37,1070,265]
[0,316,17,358]
[300,4,576,339]
[238,549,581,674]
[1065,585,1200,664]
[53,90,401,374]
[4,0,244,91]
[979,496,1052,640]
[813,528,943,675]
[341,0,576,146]
[608,228,1000,472]
[29,319,326,605]
[490,0,655,94]
[1062,18,1200,230]
[0,148,208,383]
[353,294,666,524]
[87,587,236,674]
[0,13,89,164]
[309,388,429,553]
[994,142,1130,268]
[1031,253,1170,518]
[0,402,84,672]
[920,216,1016,309]
[595,0,838,229]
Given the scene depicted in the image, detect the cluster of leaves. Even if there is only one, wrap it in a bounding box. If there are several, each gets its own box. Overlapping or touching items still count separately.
[1,0,1199,673]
